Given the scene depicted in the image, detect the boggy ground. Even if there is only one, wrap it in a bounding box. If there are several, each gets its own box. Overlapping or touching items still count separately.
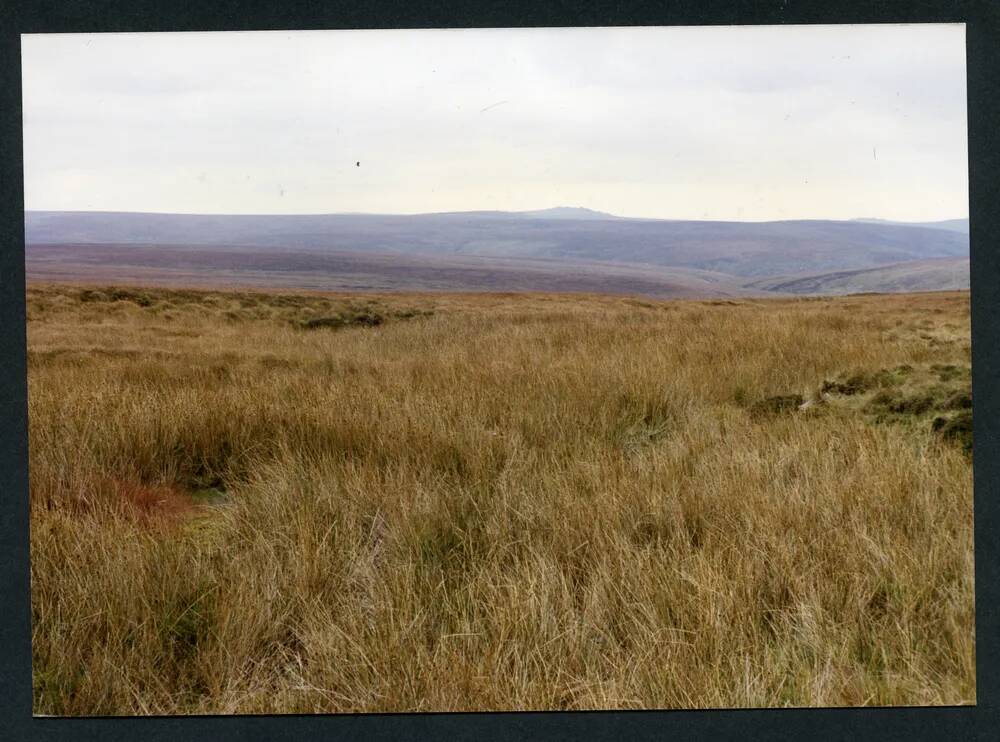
[26,284,974,714]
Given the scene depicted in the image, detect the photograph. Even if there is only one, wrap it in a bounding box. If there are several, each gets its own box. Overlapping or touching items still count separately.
[21,24,973,715]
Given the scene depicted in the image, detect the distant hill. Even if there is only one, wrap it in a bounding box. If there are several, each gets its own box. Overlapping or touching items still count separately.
[852,217,969,234]
[24,243,754,299]
[744,257,970,295]
[516,206,623,220]
[25,210,969,280]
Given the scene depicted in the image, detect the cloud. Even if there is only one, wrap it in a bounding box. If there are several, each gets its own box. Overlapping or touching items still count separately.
[21,25,968,220]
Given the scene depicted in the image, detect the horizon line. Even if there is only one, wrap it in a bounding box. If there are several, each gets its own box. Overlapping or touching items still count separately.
[22,207,971,224]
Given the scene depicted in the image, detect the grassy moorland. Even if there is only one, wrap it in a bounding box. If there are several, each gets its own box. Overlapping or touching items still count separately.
[27,284,974,714]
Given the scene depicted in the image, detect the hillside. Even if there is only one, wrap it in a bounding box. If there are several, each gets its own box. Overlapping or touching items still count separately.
[744,257,971,295]
[25,243,751,298]
[25,210,969,282]
[852,218,969,234]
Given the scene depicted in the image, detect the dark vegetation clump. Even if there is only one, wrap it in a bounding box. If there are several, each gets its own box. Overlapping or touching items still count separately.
[77,289,106,303]
[940,391,972,411]
[932,412,973,455]
[299,305,432,330]
[850,362,973,432]
[301,309,384,330]
[394,308,434,320]
[748,394,803,419]
[822,368,907,396]
[114,290,153,307]
[184,466,226,493]
[867,391,895,408]
[865,390,936,416]
[931,364,969,382]
[77,287,153,307]
[53,285,438,331]
[822,376,869,395]
[822,373,872,396]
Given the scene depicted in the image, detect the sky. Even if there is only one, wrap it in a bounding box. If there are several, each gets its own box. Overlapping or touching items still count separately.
[21,25,968,221]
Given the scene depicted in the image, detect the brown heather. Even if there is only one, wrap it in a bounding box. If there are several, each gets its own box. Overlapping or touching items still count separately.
[27,284,974,714]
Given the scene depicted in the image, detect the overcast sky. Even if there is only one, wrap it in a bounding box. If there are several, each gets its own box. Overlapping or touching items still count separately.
[21,25,967,221]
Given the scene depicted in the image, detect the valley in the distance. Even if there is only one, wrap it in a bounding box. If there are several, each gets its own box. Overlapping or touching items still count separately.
[24,208,970,298]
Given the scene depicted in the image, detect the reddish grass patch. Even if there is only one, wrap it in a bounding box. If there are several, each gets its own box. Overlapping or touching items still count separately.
[106,478,199,527]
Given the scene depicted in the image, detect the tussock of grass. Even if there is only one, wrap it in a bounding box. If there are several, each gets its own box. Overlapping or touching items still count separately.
[27,285,974,714]
[933,412,973,455]
[866,390,937,416]
[813,357,973,460]
[748,394,804,419]
[300,308,385,330]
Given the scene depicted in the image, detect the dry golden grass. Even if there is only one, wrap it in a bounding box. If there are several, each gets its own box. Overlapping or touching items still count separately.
[27,283,974,715]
